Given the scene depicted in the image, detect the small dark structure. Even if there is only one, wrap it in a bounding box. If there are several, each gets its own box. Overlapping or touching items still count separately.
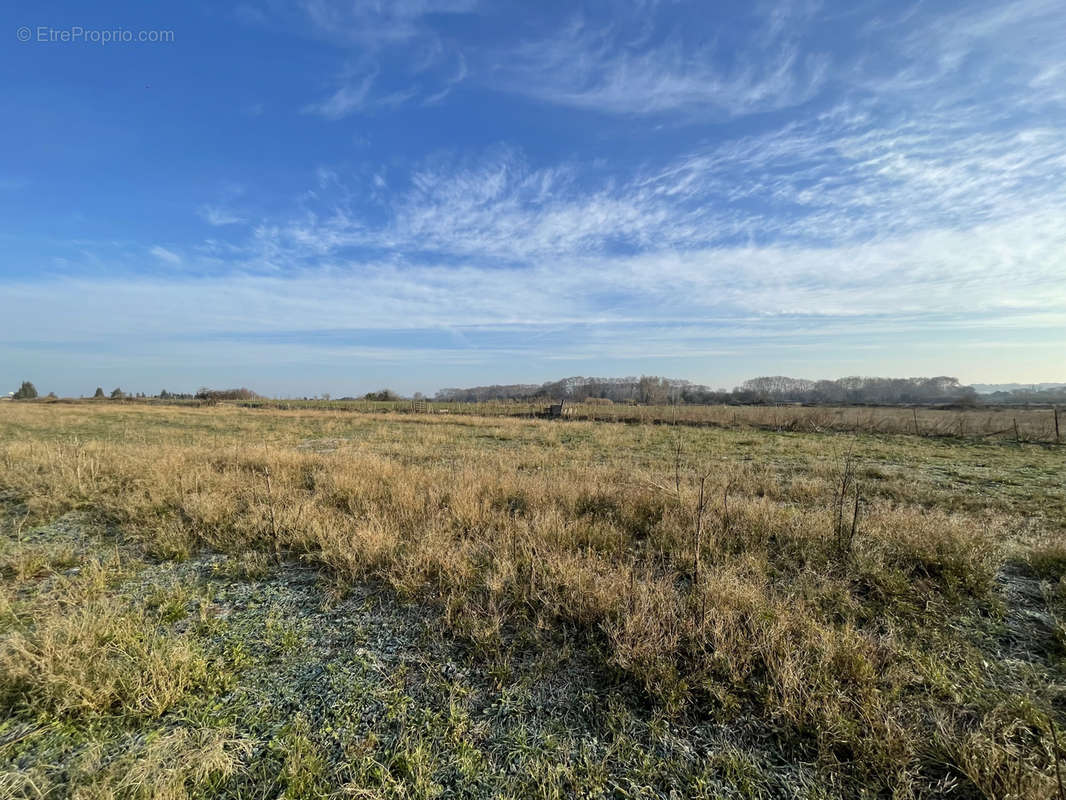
[547,400,572,419]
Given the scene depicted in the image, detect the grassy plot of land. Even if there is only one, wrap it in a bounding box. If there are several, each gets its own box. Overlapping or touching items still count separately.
[1,403,1064,798]
[44,396,1066,443]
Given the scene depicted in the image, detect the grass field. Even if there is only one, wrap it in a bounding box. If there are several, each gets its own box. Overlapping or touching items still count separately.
[1,403,1064,798]
[40,396,1066,443]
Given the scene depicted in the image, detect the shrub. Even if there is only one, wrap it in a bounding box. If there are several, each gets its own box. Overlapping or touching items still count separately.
[364,389,400,401]
[12,381,38,400]
[194,387,260,401]
[0,569,212,718]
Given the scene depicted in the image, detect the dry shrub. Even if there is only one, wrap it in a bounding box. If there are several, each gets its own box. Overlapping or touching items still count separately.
[853,505,1003,602]
[138,515,198,562]
[69,726,253,800]
[213,549,274,581]
[604,566,684,695]
[0,563,211,718]
[932,701,1058,800]
[1028,541,1066,582]
[0,540,79,581]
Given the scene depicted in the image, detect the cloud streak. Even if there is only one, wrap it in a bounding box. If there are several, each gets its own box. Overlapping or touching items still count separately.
[10,211,1065,341]
[149,246,182,265]
[490,11,829,117]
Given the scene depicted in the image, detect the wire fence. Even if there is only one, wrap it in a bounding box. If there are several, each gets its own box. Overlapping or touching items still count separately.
[49,397,1064,444]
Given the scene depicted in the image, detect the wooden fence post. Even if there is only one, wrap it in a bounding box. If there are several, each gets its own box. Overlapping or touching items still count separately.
[1056,407,1061,444]
[912,408,920,437]
[1014,417,1020,444]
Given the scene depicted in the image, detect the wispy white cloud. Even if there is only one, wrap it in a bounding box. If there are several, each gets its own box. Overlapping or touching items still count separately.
[297,0,480,46]
[198,205,245,226]
[298,44,466,117]
[249,0,1066,125]
[481,0,1066,123]
[16,210,1064,340]
[423,52,468,105]
[241,0,476,116]
[9,207,1065,388]
[302,69,380,119]
[237,87,1066,271]
[149,245,182,265]
[848,0,1066,120]
[490,11,829,117]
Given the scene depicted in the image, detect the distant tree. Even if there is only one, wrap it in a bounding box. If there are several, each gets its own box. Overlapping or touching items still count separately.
[12,381,38,400]
[46,391,57,399]
[160,389,171,399]
[93,387,105,399]
[364,389,400,401]
[110,387,125,400]
[636,376,670,405]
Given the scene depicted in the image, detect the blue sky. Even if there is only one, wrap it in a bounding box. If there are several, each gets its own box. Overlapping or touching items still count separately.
[3,0,1064,396]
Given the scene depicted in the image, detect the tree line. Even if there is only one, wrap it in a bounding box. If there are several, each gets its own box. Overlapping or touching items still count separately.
[436,375,985,405]
[8,376,1064,406]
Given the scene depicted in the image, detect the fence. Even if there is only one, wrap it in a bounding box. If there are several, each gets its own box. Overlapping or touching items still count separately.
[90,397,1065,443]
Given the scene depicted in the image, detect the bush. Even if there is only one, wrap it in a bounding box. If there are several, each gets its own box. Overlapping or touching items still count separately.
[12,381,38,400]
[93,387,105,398]
[0,568,212,718]
[194,387,259,401]
[364,389,399,401]
[110,388,125,400]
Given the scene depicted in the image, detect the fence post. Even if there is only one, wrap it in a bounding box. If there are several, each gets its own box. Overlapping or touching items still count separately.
[912,408,919,436]
[1056,407,1061,444]
[1014,417,1020,444]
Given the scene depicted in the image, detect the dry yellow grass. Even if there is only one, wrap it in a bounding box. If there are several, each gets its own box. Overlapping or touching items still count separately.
[31,394,1066,442]
[0,561,212,719]
[1,402,1063,797]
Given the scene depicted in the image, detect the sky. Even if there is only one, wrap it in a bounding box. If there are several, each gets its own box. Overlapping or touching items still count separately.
[2,0,1065,397]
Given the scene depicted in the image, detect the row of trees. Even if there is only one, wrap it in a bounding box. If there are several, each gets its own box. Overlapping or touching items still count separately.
[193,387,259,401]
[981,386,1066,404]
[9,376,1058,407]
[91,387,138,400]
[9,383,191,401]
[436,376,700,404]
[436,375,982,406]
[734,376,978,405]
